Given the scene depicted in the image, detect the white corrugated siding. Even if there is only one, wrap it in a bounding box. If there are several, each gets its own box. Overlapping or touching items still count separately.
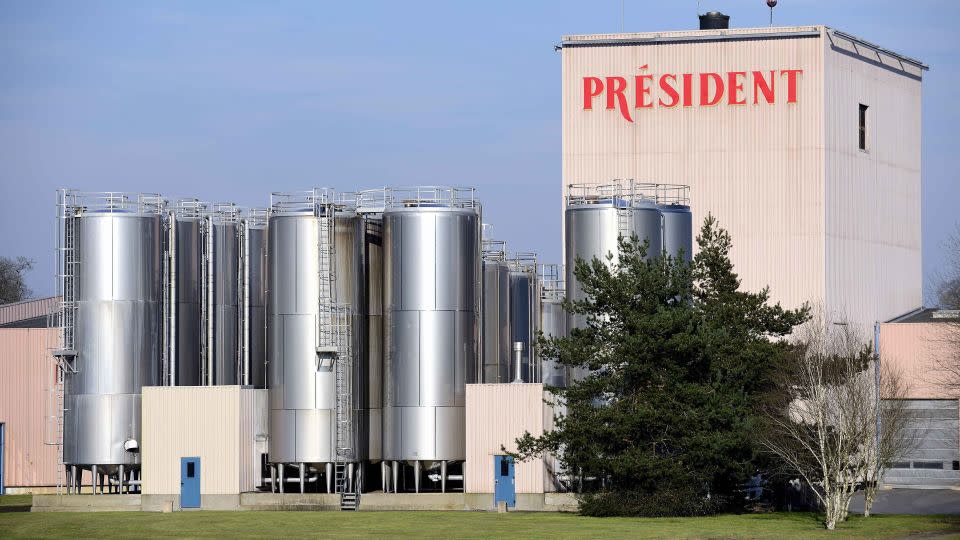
[0,328,60,486]
[823,34,923,333]
[562,27,923,334]
[239,388,269,492]
[142,386,242,495]
[465,383,550,494]
[880,322,957,400]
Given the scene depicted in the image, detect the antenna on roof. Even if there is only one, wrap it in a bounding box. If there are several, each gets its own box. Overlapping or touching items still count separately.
[767,0,778,26]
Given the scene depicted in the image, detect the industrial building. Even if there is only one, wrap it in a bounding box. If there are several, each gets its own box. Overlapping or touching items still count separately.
[1,14,954,510]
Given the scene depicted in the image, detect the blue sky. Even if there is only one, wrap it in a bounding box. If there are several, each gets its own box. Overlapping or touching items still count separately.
[1,0,957,303]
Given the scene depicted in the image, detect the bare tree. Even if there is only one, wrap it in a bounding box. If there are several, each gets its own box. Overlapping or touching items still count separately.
[0,256,34,305]
[861,365,914,517]
[760,312,912,529]
[930,224,960,395]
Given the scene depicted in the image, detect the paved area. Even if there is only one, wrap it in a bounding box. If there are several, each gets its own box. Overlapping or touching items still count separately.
[850,489,960,515]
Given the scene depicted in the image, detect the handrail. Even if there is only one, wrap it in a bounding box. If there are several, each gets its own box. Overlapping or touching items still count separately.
[357,186,479,212]
[567,180,690,207]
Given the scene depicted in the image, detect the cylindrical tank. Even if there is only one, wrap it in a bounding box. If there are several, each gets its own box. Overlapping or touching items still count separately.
[481,258,510,383]
[267,190,366,482]
[363,216,384,463]
[206,204,240,385]
[170,200,204,386]
[243,209,268,388]
[564,193,662,333]
[660,204,693,262]
[63,193,164,473]
[507,256,539,383]
[379,187,480,468]
[538,263,567,388]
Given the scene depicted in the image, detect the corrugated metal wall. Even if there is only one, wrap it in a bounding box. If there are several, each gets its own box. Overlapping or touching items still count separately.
[239,388,269,492]
[823,34,924,334]
[880,322,956,400]
[0,297,59,326]
[562,27,923,335]
[142,386,242,495]
[0,328,59,486]
[465,383,551,494]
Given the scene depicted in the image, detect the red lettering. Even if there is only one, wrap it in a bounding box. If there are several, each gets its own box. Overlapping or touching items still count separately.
[682,73,693,107]
[781,69,803,103]
[752,70,775,104]
[727,71,746,105]
[699,73,724,106]
[658,74,680,108]
[605,76,633,122]
[635,74,654,108]
[583,77,603,110]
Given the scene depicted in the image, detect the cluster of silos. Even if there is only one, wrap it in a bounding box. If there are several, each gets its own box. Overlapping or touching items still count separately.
[538,263,568,388]
[564,182,692,380]
[55,191,270,495]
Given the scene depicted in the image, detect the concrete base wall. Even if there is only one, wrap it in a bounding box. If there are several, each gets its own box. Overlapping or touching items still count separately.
[31,491,580,513]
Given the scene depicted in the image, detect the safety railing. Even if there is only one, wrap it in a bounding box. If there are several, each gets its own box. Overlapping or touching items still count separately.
[566,180,690,207]
[357,186,479,212]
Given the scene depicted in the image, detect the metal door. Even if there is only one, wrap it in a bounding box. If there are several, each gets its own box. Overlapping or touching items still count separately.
[493,455,515,507]
[0,423,5,495]
[180,457,200,508]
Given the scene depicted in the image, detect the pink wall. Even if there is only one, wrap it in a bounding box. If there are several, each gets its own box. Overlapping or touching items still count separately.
[880,322,958,399]
[0,328,60,487]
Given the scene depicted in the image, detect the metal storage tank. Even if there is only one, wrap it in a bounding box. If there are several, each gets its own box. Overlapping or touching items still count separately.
[362,214,385,476]
[267,190,364,494]
[481,239,510,384]
[656,185,693,262]
[507,254,540,383]
[57,190,165,494]
[564,182,663,335]
[370,186,480,493]
[242,209,268,388]
[538,264,568,388]
[167,199,205,386]
[205,203,241,386]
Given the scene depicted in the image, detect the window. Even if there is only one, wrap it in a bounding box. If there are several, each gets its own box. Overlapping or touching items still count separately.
[858,104,869,150]
[500,458,509,477]
[187,461,196,478]
[912,461,944,470]
[890,461,911,469]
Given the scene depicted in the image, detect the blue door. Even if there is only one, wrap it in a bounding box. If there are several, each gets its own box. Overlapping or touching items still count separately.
[0,423,5,495]
[180,457,200,508]
[494,455,515,507]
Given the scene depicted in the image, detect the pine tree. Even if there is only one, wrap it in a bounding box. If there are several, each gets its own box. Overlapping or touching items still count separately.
[514,215,808,515]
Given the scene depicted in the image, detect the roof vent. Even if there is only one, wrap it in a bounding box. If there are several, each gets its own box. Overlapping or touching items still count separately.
[699,11,730,30]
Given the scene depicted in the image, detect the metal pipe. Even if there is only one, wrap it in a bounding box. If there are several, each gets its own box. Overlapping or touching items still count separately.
[205,215,214,385]
[169,211,177,386]
[512,342,524,383]
[446,474,465,481]
[242,219,250,386]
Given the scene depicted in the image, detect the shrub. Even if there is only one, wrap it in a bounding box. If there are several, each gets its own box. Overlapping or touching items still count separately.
[578,487,729,518]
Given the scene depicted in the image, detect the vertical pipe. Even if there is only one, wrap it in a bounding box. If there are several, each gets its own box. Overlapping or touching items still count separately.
[242,219,251,386]
[512,342,524,383]
[169,212,177,386]
[414,460,420,494]
[441,461,447,493]
[206,216,215,385]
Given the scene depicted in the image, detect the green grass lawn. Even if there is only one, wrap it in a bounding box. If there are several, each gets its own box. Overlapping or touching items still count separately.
[0,508,957,539]
[0,495,32,508]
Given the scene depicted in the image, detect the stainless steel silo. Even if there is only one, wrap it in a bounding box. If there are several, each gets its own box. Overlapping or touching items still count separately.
[370,186,480,493]
[363,215,385,480]
[204,203,241,385]
[656,184,693,262]
[507,254,540,383]
[167,199,205,386]
[538,264,568,388]
[481,239,510,384]
[267,190,365,494]
[242,209,268,388]
[57,191,164,494]
[564,183,663,335]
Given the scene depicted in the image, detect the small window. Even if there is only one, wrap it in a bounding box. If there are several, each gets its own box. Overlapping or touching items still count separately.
[500,458,510,477]
[890,461,911,469]
[953,461,959,471]
[858,104,869,151]
[912,461,944,470]
[187,461,196,478]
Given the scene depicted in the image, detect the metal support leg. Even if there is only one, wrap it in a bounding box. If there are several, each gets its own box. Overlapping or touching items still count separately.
[414,460,420,494]
[381,462,388,493]
[119,465,125,495]
[441,461,447,494]
[325,463,332,494]
[278,463,285,494]
[299,463,305,494]
[392,461,399,494]
[348,463,354,493]
[91,465,98,495]
[270,464,276,493]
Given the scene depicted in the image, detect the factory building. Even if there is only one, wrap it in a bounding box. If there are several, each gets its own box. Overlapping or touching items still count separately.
[1,15,950,510]
[560,21,926,335]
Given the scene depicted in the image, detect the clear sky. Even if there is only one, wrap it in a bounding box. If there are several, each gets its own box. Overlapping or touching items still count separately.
[1,0,957,304]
